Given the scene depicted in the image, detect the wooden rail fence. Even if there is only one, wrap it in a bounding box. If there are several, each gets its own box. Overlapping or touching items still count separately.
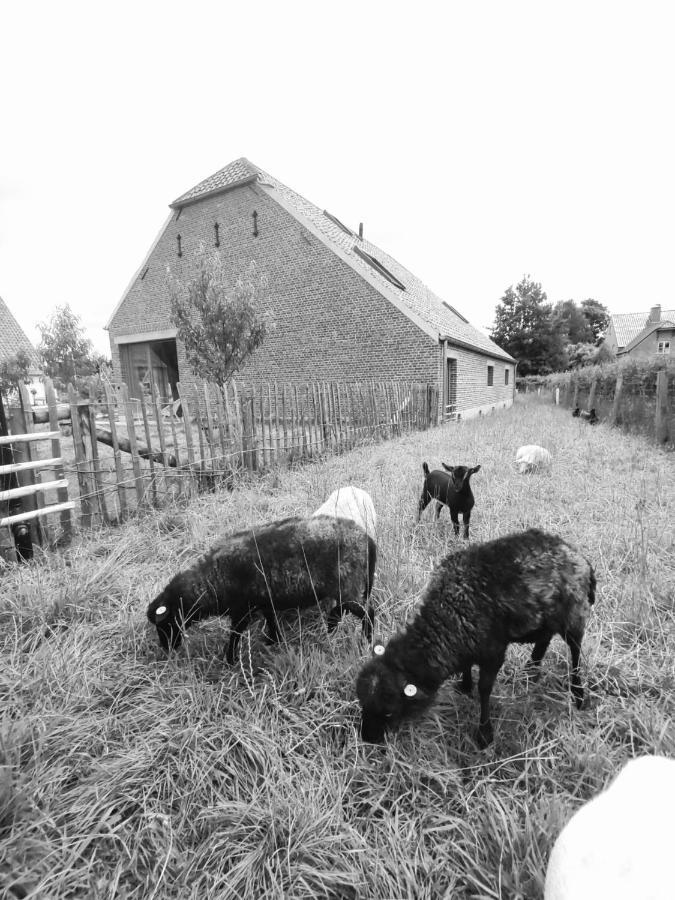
[3,377,438,539]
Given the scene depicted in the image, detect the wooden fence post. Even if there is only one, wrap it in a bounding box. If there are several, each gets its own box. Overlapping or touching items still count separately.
[572,380,579,409]
[588,378,598,411]
[609,372,624,426]
[103,383,128,521]
[67,385,95,530]
[120,383,146,512]
[655,369,670,443]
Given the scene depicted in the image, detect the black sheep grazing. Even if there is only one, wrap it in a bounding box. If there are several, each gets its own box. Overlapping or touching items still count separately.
[572,407,598,424]
[147,515,377,663]
[356,529,595,748]
[417,462,481,538]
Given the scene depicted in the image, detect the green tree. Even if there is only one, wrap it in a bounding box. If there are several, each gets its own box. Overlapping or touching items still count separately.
[168,251,270,393]
[581,298,610,345]
[491,276,566,375]
[553,300,594,345]
[37,304,99,388]
[0,348,32,399]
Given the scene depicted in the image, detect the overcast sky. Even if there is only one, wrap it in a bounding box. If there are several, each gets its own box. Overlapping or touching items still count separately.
[2,1,674,356]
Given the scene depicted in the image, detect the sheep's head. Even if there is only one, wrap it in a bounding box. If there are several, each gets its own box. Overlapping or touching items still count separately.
[441,464,481,491]
[356,647,434,743]
[147,581,190,651]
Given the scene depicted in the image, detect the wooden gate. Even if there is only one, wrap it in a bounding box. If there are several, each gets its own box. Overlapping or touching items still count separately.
[0,382,73,549]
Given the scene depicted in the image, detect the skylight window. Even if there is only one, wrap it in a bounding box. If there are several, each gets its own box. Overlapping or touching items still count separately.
[442,301,469,323]
[353,245,406,291]
[323,210,354,236]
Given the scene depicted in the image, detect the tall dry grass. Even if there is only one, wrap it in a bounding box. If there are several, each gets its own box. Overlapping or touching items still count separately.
[1,397,673,899]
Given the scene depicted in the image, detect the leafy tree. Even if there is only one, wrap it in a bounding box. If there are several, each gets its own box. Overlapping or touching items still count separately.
[0,348,32,399]
[491,276,566,375]
[37,304,99,388]
[581,298,610,345]
[553,300,594,345]
[168,251,270,393]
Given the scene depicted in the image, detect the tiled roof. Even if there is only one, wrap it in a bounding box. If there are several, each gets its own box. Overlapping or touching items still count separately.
[610,310,675,349]
[172,158,515,363]
[620,319,675,354]
[171,158,260,208]
[0,295,41,370]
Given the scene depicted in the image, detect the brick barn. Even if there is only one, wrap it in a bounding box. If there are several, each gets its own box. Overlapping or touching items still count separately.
[106,158,515,419]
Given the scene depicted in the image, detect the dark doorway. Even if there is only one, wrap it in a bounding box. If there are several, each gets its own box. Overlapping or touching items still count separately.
[119,339,179,404]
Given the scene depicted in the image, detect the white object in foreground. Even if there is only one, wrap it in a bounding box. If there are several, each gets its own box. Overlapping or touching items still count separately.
[544,755,675,900]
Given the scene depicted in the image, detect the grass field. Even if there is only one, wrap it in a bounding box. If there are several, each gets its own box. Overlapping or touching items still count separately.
[2,397,674,899]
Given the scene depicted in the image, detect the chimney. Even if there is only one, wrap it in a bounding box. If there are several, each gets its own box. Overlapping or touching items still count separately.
[358,222,363,240]
[648,304,661,323]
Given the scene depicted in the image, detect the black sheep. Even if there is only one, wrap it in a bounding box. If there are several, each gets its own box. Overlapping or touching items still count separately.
[356,528,595,748]
[417,462,481,538]
[147,515,377,663]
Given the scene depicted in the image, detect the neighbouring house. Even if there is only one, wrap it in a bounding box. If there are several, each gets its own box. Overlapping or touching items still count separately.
[604,304,675,359]
[0,295,45,405]
[106,158,515,419]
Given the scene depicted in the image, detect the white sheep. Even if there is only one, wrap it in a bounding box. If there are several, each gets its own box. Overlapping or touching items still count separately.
[312,486,377,539]
[515,444,552,474]
[544,755,675,900]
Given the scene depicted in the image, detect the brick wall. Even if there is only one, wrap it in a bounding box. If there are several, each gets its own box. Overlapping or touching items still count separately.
[108,183,513,417]
[447,346,515,418]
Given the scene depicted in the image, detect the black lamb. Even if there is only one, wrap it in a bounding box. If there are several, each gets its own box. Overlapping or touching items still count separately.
[147,515,377,663]
[356,528,595,748]
[417,462,481,538]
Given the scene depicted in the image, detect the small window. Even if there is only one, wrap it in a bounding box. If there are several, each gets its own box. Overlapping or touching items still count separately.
[487,365,494,386]
[505,368,509,385]
[657,340,671,354]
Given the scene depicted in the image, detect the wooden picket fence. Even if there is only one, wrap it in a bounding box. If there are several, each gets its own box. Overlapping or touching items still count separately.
[2,377,438,539]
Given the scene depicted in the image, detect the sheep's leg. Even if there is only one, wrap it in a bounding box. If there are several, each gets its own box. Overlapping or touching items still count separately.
[565,631,585,709]
[462,511,471,540]
[225,610,253,665]
[327,600,374,642]
[526,635,552,680]
[450,508,460,536]
[263,613,280,646]
[434,501,444,521]
[417,493,431,520]
[475,658,503,748]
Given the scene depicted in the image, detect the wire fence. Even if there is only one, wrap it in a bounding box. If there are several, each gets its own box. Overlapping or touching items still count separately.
[517,359,675,446]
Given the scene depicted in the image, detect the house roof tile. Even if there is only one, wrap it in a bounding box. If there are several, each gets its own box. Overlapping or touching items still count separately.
[610,309,675,349]
[0,295,42,370]
[620,319,675,354]
[171,158,515,363]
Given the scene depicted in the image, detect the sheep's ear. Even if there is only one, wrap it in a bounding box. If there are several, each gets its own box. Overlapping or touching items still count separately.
[373,644,386,657]
[471,465,481,474]
[154,605,169,623]
[403,683,418,697]
[441,463,454,473]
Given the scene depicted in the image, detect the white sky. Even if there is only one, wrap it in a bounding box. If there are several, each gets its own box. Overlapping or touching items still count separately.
[2,1,674,356]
